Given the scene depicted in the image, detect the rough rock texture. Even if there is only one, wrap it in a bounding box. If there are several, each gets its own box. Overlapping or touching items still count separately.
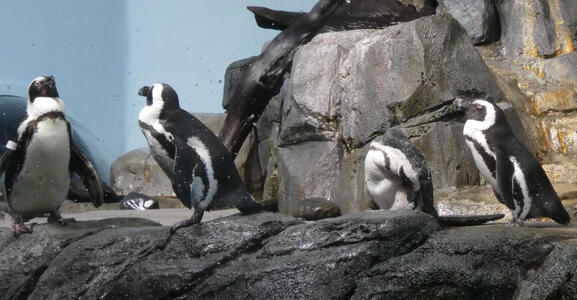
[290,197,342,220]
[439,0,500,45]
[0,218,161,299]
[222,56,257,111]
[5,212,577,299]
[269,13,503,215]
[110,148,174,197]
[493,0,576,59]
[352,225,577,299]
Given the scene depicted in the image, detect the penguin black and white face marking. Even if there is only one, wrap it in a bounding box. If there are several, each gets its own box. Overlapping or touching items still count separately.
[460,99,498,188]
[138,83,176,159]
[28,76,59,102]
[22,76,66,125]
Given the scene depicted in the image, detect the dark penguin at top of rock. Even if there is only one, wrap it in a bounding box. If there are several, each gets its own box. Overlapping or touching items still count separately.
[365,128,438,217]
[458,98,570,226]
[137,83,263,232]
[0,76,103,236]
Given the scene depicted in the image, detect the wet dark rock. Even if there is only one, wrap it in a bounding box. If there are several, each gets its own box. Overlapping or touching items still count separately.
[192,210,438,299]
[291,197,342,220]
[0,218,160,299]
[3,212,577,298]
[248,0,438,32]
[352,225,577,299]
[222,56,257,111]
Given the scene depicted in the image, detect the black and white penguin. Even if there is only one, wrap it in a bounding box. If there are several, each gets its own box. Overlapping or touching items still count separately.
[0,76,103,236]
[137,83,263,232]
[364,128,438,217]
[458,98,570,226]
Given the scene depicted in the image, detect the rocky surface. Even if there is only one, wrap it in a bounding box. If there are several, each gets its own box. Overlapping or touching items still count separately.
[439,0,500,45]
[4,211,577,299]
[493,0,576,59]
[245,1,577,218]
[290,197,342,220]
[265,13,504,215]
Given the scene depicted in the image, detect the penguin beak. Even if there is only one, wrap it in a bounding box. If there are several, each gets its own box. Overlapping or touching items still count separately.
[138,86,151,97]
[455,98,471,110]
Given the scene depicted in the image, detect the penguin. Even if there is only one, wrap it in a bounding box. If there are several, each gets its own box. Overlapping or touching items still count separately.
[137,83,263,232]
[0,76,103,236]
[457,98,570,226]
[364,127,505,226]
[364,128,438,217]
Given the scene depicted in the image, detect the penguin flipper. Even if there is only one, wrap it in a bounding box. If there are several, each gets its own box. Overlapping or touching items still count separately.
[69,142,104,207]
[172,137,201,210]
[0,148,14,176]
[399,166,416,191]
[495,149,515,210]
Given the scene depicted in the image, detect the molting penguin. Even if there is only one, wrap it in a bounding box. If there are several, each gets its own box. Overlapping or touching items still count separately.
[458,98,570,226]
[137,83,263,232]
[364,128,438,217]
[0,76,103,236]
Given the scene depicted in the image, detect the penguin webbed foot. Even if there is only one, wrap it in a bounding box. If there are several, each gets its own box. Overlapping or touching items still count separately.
[12,221,36,237]
[507,217,524,227]
[47,211,76,226]
[170,209,204,234]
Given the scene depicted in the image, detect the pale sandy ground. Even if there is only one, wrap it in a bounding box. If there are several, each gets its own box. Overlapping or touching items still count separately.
[0,208,240,228]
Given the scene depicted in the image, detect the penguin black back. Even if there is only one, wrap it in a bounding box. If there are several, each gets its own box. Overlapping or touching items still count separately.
[460,98,570,225]
[138,83,263,232]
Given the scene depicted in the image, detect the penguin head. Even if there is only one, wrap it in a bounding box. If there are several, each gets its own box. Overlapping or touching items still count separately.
[138,83,180,109]
[28,76,59,102]
[456,98,502,126]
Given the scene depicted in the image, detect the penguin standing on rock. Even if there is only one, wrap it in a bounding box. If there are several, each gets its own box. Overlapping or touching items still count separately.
[0,76,103,236]
[364,128,438,217]
[457,98,570,226]
[364,127,505,226]
[137,83,263,232]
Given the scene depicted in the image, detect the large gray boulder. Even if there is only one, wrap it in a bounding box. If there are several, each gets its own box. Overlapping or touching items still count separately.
[272,13,503,215]
[110,148,175,197]
[439,0,500,45]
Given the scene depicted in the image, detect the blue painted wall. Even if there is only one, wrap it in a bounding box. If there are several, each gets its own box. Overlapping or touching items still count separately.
[0,0,314,180]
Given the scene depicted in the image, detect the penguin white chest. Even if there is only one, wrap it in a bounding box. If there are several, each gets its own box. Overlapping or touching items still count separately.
[463,127,498,189]
[9,119,71,216]
[364,149,412,210]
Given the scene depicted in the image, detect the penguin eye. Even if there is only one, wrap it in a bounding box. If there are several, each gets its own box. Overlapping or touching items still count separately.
[474,104,484,110]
